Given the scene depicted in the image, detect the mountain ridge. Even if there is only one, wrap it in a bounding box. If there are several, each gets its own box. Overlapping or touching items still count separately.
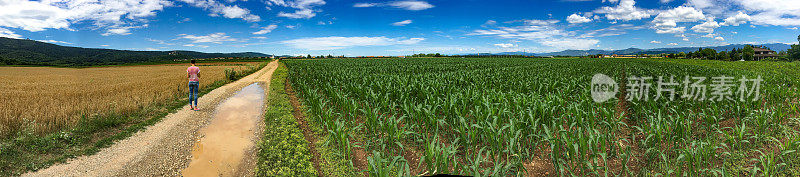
[0,37,271,66]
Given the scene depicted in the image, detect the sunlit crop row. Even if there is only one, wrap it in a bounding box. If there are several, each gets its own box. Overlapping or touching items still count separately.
[285,58,799,176]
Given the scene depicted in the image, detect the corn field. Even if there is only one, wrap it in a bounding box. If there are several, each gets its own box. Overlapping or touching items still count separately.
[285,58,800,176]
[0,62,262,137]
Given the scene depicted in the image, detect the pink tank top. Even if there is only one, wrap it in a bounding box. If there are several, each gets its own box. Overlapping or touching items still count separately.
[187,66,200,82]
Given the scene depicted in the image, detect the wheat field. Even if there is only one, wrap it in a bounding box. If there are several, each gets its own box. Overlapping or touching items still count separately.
[0,62,262,137]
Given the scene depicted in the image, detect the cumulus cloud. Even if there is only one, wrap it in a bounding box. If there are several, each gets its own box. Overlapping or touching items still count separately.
[178,0,260,22]
[593,0,654,21]
[650,40,661,43]
[690,0,800,26]
[715,36,724,40]
[652,6,706,34]
[567,14,592,24]
[721,11,751,26]
[179,33,237,43]
[253,25,278,34]
[691,20,720,33]
[0,0,170,33]
[668,43,678,45]
[281,36,425,50]
[353,1,434,11]
[268,0,326,19]
[391,20,413,26]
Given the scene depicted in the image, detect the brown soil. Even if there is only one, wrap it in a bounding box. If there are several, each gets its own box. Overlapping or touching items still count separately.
[285,78,324,177]
[352,146,369,175]
[522,156,558,176]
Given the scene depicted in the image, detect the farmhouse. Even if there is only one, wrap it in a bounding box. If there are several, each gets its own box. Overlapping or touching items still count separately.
[753,47,778,61]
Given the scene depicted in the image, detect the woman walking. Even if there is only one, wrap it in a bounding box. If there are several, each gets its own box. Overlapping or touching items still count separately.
[187,60,200,111]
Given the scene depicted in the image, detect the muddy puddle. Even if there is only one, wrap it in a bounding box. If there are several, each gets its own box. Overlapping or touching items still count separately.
[181,83,264,177]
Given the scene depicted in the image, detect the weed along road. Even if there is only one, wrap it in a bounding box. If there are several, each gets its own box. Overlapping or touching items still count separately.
[23,60,279,177]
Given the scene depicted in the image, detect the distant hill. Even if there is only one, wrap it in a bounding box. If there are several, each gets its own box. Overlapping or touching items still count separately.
[486,43,793,57]
[0,37,271,66]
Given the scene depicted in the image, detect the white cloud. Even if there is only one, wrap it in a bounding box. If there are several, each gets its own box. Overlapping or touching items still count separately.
[0,27,21,39]
[389,1,434,10]
[652,6,706,34]
[471,19,599,51]
[100,44,109,47]
[668,43,678,45]
[722,11,751,26]
[183,44,195,47]
[494,43,516,48]
[691,20,720,33]
[252,36,268,39]
[102,25,148,36]
[714,36,725,40]
[391,20,413,26]
[690,0,800,26]
[353,1,434,11]
[737,0,800,26]
[0,0,171,34]
[593,0,654,21]
[567,14,592,24]
[281,36,424,50]
[650,40,661,43]
[268,0,326,19]
[278,9,316,19]
[353,3,377,7]
[177,0,260,22]
[179,33,237,43]
[38,39,72,45]
[253,25,278,34]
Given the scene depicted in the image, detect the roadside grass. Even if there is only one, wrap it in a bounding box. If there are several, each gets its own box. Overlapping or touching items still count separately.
[0,61,268,176]
[255,62,317,176]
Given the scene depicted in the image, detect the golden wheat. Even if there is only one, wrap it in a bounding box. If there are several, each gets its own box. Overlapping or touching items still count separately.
[0,62,262,136]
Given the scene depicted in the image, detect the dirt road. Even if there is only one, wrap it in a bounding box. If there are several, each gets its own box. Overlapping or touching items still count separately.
[23,60,280,177]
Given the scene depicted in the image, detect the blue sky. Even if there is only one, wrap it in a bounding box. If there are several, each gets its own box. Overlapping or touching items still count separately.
[1,0,799,56]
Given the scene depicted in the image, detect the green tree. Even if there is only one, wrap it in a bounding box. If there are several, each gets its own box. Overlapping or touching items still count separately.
[789,44,800,61]
[307,54,312,58]
[718,51,730,61]
[743,45,755,61]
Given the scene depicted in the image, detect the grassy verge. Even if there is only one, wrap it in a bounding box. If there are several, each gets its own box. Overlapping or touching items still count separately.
[0,61,269,176]
[255,62,317,176]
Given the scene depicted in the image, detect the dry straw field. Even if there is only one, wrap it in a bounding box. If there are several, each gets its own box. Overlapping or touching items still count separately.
[0,62,261,137]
